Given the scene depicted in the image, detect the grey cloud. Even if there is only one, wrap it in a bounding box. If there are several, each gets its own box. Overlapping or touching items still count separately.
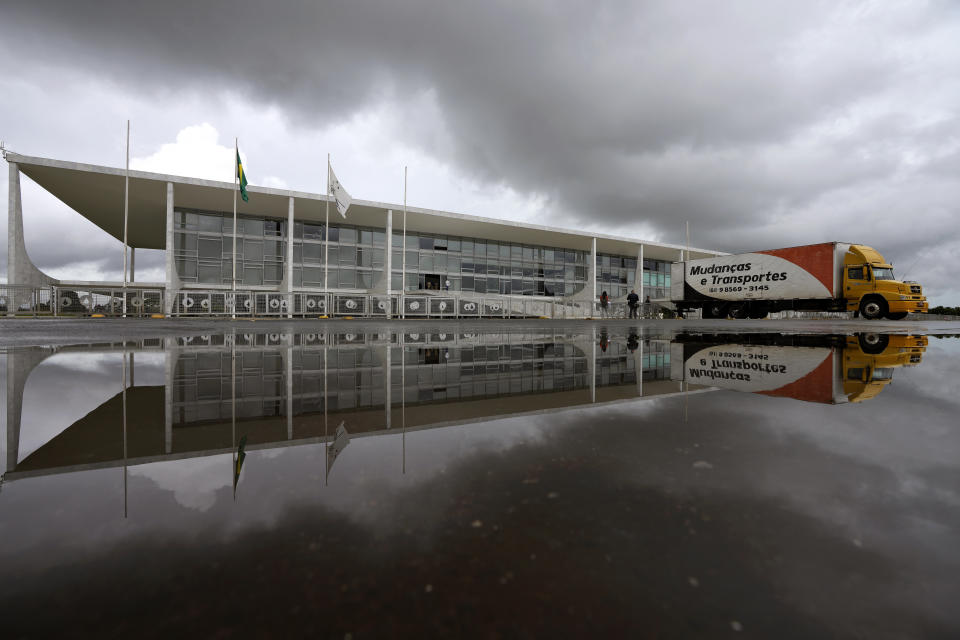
[2,1,959,298]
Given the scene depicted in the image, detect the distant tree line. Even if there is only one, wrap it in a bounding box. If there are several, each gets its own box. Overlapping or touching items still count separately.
[929,305,960,316]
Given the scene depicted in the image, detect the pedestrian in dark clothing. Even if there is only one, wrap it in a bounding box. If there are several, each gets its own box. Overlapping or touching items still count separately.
[599,291,609,318]
[627,331,639,353]
[627,289,640,319]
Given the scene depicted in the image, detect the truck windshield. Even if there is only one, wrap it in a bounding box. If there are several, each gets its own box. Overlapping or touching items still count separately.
[872,267,895,280]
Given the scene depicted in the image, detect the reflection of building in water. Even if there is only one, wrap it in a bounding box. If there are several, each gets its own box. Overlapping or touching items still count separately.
[4,331,688,482]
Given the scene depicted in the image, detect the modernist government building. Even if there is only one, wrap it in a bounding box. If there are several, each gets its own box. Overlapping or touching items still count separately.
[4,151,720,317]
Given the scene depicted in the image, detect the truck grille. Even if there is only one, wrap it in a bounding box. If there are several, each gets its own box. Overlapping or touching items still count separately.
[910,285,922,294]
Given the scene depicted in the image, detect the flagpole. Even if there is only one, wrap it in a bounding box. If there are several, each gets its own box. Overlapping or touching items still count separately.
[324,153,330,301]
[122,119,129,318]
[402,166,407,319]
[232,138,238,320]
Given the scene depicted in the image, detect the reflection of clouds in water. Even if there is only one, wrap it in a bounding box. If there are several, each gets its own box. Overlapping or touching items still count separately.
[130,455,232,512]
[44,353,117,374]
[16,352,167,462]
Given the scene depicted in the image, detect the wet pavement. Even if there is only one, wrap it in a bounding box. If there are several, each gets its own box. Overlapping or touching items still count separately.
[1,322,959,637]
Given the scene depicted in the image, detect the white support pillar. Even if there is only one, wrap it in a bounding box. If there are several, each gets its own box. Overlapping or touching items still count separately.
[7,161,56,314]
[286,196,295,318]
[286,345,294,440]
[590,237,598,315]
[638,244,644,312]
[164,340,174,454]
[590,334,596,403]
[385,344,392,428]
[384,210,393,319]
[164,182,178,316]
[636,328,644,397]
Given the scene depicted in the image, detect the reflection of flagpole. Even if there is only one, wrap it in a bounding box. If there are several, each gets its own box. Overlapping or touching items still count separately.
[122,349,128,519]
[231,330,237,500]
[122,120,130,318]
[323,344,328,485]
[401,333,406,474]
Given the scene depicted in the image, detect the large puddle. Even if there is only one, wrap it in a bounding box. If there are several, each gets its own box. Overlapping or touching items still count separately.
[2,326,959,636]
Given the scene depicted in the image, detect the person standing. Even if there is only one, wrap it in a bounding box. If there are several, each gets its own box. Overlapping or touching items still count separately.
[599,291,609,318]
[627,289,639,319]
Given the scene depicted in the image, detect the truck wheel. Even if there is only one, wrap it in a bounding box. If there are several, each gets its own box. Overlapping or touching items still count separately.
[705,302,726,319]
[859,297,887,320]
[885,312,908,320]
[858,333,889,355]
[728,302,749,319]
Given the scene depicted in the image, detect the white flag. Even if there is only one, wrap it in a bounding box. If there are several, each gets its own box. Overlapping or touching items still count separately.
[326,421,351,482]
[328,165,352,218]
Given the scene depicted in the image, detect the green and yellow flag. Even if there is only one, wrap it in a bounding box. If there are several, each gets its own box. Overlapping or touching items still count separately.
[236,150,249,202]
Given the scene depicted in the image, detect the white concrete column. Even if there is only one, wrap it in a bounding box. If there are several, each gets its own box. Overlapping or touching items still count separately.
[638,244,644,311]
[164,182,178,315]
[7,162,56,314]
[286,196,295,318]
[636,328,644,397]
[286,345,294,439]
[385,344,392,428]
[590,237,597,314]
[164,340,174,454]
[590,332,596,403]
[384,209,393,319]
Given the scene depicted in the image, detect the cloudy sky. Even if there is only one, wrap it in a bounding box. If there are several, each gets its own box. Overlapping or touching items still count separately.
[1,1,958,303]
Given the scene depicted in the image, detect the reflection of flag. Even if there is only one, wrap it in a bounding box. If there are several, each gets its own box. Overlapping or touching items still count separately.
[328,165,352,218]
[233,434,248,497]
[325,421,350,483]
[236,151,249,202]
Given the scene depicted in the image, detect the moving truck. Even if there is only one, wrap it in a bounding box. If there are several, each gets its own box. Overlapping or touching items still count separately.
[670,242,927,319]
[671,333,928,405]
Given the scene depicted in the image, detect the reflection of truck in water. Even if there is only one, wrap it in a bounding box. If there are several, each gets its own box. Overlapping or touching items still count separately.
[671,333,928,404]
[670,242,928,319]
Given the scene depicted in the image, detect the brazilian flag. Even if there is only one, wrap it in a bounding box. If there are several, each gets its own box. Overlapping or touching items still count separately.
[236,151,249,202]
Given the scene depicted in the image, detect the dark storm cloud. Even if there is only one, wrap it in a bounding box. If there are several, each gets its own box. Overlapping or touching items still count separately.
[2,1,959,294]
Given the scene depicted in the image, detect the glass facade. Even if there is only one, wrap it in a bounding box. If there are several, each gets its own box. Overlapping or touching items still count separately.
[642,259,672,300]
[391,231,587,296]
[292,221,386,290]
[172,336,672,425]
[174,208,674,298]
[174,209,286,287]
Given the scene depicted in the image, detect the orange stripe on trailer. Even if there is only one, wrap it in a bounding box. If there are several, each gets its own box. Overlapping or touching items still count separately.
[758,350,835,405]
[758,243,835,294]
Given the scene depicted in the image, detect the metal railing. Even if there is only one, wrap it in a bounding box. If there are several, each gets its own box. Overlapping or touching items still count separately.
[54,286,165,317]
[3,284,681,320]
[0,285,54,316]
[168,290,612,319]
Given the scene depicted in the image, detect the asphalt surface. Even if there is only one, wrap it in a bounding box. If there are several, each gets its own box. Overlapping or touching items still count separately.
[2,316,959,347]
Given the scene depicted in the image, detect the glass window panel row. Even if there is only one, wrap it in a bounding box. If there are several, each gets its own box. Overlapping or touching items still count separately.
[172,207,674,296]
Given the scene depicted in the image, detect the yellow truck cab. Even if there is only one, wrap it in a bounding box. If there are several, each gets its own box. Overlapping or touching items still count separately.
[842,334,928,402]
[843,245,928,319]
